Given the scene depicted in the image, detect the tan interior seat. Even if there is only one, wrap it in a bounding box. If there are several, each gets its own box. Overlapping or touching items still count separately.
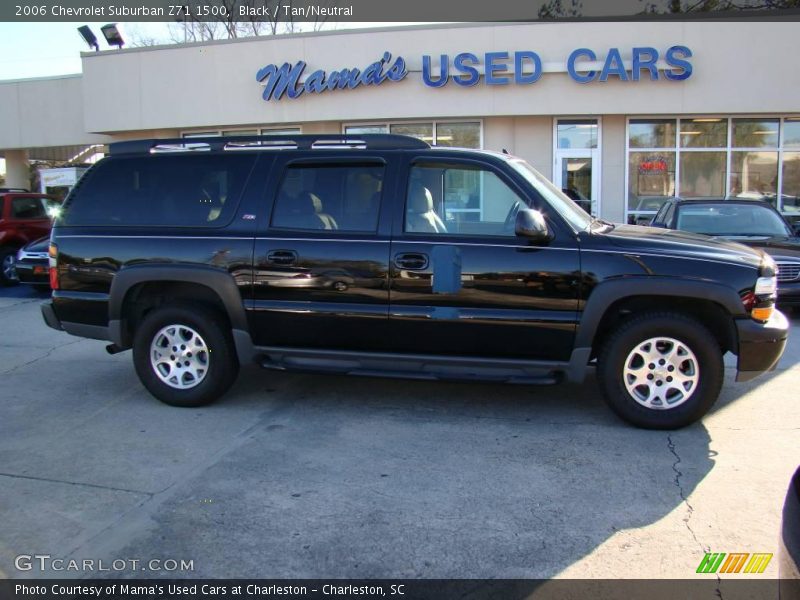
[406,183,447,233]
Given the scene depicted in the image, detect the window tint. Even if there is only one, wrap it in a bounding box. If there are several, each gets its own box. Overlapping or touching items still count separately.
[271,163,385,233]
[12,197,49,219]
[405,163,523,237]
[63,155,255,227]
[676,204,790,236]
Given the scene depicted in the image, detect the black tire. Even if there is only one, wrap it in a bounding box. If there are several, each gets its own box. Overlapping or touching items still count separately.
[0,248,19,286]
[132,304,239,407]
[597,311,724,430]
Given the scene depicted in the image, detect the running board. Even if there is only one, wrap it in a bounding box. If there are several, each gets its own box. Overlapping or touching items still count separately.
[257,346,565,385]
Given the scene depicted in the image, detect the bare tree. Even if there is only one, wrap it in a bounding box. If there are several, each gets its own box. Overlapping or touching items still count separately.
[538,0,583,18]
[641,0,800,12]
[167,0,332,44]
[127,24,162,47]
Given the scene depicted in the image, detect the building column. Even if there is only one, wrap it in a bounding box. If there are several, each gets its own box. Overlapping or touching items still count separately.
[4,149,29,190]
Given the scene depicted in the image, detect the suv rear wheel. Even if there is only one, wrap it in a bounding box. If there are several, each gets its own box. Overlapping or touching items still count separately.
[597,311,724,429]
[132,304,239,407]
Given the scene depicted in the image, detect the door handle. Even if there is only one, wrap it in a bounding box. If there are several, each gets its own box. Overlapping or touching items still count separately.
[267,250,298,265]
[394,252,429,270]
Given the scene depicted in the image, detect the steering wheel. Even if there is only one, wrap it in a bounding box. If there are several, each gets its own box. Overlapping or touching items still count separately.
[503,201,521,234]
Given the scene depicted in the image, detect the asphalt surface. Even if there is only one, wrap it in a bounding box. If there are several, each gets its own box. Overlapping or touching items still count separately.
[0,284,798,583]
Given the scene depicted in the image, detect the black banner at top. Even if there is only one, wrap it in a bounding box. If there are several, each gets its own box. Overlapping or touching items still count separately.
[2,0,800,22]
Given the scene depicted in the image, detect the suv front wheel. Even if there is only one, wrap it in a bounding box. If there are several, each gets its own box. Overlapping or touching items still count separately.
[597,311,724,429]
[132,305,239,407]
[0,248,19,286]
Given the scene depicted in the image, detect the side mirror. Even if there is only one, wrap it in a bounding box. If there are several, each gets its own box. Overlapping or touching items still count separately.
[793,222,800,237]
[515,208,551,243]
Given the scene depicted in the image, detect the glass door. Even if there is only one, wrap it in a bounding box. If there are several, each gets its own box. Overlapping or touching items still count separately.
[553,119,601,216]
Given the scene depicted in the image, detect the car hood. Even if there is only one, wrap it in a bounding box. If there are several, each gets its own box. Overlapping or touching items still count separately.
[24,236,50,253]
[711,235,800,261]
[603,225,764,270]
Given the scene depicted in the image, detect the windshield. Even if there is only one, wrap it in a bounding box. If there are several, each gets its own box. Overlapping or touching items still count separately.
[508,159,594,232]
[676,203,791,237]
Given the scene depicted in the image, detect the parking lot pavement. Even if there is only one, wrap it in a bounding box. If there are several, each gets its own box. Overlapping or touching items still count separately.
[0,285,798,582]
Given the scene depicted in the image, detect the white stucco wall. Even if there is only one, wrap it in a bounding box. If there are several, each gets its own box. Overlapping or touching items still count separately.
[0,75,109,149]
[77,21,800,135]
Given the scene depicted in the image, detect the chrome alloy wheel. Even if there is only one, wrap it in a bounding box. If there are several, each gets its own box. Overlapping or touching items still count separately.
[2,253,18,281]
[150,324,209,390]
[623,337,700,410]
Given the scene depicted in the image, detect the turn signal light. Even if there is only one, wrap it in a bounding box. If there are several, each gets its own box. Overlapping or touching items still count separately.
[751,306,774,322]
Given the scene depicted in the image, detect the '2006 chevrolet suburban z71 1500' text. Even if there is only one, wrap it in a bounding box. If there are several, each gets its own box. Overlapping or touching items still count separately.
[41,134,788,429]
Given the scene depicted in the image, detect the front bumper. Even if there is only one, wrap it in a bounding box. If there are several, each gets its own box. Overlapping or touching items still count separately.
[735,309,789,382]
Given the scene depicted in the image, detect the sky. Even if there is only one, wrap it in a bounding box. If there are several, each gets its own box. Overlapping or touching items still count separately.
[0,22,169,80]
[0,21,420,81]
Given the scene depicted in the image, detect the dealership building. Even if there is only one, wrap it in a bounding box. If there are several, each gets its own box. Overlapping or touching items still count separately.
[1,20,799,224]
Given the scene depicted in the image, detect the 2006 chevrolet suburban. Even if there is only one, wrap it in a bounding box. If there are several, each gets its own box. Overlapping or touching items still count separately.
[41,134,789,429]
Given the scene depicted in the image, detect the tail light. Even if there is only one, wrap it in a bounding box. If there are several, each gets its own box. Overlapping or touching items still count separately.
[48,243,59,290]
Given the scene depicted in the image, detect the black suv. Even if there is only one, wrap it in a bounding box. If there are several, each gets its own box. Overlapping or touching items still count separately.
[41,134,789,429]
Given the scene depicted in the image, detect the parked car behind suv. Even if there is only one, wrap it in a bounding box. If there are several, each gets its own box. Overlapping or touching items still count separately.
[15,236,51,288]
[0,190,59,285]
[41,134,788,429]
[650,198,800,308]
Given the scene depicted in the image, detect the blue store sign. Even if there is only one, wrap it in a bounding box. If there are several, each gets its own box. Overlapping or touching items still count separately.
[256,46,692,102]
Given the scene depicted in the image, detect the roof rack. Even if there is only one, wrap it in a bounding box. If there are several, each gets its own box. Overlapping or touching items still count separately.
[109,134,430,156]
[0,187,30,193]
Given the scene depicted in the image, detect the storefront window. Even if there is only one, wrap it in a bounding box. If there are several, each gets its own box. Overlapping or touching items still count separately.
[627,117,800,222]
[345,125,388,135]
[629,119,676,148]
[680,119,726,148]
[434,122,480,148]
[784,118,800,148]
[556,120,598,149]
[628,151,676,217]
[782,152,800,216]
[345,121,481,148]
[222,129,258,136]
[389,123,433,143]
[733,118,779,148]
[730,151,779,201]
[680,152,726,197]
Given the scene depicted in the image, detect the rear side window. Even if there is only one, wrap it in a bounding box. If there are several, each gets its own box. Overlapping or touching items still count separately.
[63,155,256,227]
[12,197,49,219]
[271,162,385,233]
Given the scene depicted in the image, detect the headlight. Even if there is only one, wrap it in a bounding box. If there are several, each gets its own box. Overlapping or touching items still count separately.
[754,276,777,296]
[750,256,778,322]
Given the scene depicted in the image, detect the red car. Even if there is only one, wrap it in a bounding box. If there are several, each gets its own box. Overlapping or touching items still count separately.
[0,189,59,286]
